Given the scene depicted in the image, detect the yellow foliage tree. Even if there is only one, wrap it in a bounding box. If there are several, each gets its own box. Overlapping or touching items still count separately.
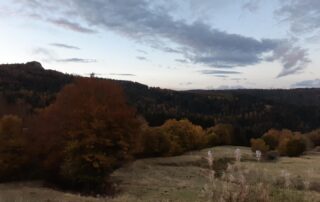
[160,119,206,155]
[0,115,29,181]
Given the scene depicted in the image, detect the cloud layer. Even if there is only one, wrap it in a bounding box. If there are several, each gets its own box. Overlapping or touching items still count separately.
[18,0,310,77]
[292,79,320,88]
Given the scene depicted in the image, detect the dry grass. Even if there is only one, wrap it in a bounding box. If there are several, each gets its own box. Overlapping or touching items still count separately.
[0,146,319,202]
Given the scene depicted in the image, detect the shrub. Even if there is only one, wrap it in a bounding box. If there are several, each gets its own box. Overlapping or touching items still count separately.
[264,150,279,161]
[286,136,307,157]
[250,138,269,153]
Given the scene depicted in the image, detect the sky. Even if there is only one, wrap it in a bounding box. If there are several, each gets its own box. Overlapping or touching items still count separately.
[0,0,320,90]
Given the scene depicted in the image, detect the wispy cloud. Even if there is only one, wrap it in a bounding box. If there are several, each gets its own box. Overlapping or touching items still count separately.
[50,43,80,50]
[56,58,97,63]
[137,49,148,54]
[265,40,310,77]
[136,56,147,61]
[179,82,193,85]
[32,47,96,63]
[200,70,242,75]
[110,73,136,76]
[242,0,262,12]
[216,85,245,90]
[32,47,57,62]
[175,59,189,63]
[48,18,96,34]
[32,47,54,56]
[230,78,247,82]
[276,1,320,35]
[291,79,320,88]
[214,75,229,78]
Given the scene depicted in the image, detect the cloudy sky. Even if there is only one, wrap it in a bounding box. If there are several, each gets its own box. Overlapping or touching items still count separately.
[0,0,320,89]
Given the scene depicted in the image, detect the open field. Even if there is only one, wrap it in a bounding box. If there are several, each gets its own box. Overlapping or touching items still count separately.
[0,146,319,202]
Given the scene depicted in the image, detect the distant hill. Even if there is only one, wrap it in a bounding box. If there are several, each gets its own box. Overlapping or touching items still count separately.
[188,88,320,107]
[0,62,319,144]
[0,62,73,116]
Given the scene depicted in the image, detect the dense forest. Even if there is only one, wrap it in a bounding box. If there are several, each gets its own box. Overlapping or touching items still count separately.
[1,62,319,144]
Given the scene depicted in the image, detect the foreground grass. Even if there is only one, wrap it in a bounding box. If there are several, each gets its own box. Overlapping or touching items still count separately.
[0,146,319,202]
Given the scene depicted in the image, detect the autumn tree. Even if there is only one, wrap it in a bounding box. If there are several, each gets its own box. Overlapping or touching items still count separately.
[251,129,307,157]
[307,129,320,147]
[250,138,269,154]
[0,115,29,181]
[286,135,307,157]
[31,77,142,191]
[142,127,172,157]
[262,129,280,150]
[205,127,219,147]
[141,119,207,156]
[210,124,235,145]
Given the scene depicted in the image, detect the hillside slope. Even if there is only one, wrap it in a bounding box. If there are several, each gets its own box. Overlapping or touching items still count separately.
[0,62,319,141]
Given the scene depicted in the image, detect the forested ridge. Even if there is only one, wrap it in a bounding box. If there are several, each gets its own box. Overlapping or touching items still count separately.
[1,62,319,143]
[0,62,319,193]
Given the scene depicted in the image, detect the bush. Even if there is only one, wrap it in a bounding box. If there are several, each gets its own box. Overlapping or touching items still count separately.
[286,136,307,157]
[264,150,279,161]
[250,138,269,153]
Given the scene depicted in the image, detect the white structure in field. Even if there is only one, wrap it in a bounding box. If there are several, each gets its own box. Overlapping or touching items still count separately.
[235,148,241,162]
[256,150,262,161]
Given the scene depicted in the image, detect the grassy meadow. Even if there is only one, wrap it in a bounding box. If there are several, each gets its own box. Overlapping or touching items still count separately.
[0,146,319,202]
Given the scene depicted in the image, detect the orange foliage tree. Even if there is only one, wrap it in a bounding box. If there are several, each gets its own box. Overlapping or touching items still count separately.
[251,129,307,157]
[250,138,269,154]
[31,78,142,190]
